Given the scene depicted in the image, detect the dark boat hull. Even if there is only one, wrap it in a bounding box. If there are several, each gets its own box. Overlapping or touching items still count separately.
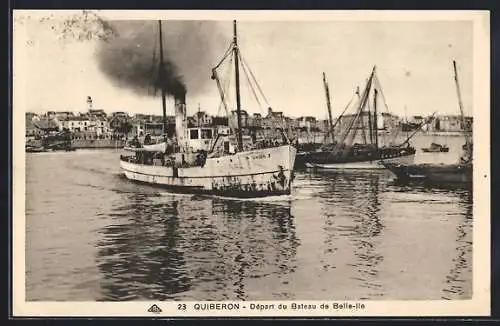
[382,162,472,185]
[26,146,47,153]
[421,148,450,153]
[295,147,416,170]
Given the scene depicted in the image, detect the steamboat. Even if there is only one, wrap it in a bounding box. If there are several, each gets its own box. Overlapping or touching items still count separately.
[120,20,296,198]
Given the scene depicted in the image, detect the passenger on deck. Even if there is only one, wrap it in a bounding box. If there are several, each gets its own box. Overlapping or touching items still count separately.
[144,134,152,145]
[196,150,207,167]
[130,135,141,148]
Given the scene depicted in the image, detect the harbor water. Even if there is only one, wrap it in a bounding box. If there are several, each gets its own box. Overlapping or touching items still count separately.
[25,134,472,301]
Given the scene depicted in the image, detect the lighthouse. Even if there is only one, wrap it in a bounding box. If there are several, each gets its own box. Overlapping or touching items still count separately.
[86,96,93,110]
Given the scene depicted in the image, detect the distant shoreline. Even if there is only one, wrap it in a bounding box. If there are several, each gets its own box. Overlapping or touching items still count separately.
[25,130,470,150]
[26,139,126,149]
[414,130,471,137]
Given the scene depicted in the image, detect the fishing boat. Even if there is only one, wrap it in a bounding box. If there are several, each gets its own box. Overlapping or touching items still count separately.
[382,60,472,186]
[382,161,472,184]
[25,145,48,153]
[296,67,417,169]
[421,142,450,153]
[26,131,76,152]
[120,20,296,198]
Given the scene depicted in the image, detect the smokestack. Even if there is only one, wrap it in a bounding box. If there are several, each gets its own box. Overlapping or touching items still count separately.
[175,93,187,151]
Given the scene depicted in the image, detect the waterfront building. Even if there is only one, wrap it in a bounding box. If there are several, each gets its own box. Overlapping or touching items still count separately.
[296,116,318,131]
[429,115,473,132]
[248,113,263,129]
[193,110,213,127]
[229,109,249,128]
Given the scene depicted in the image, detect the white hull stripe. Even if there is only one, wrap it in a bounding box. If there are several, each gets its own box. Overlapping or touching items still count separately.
[305,155,415,169]
[121,164,289,179]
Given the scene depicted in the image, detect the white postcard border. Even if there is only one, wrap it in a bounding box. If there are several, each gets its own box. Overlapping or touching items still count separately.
[12,9,491,317]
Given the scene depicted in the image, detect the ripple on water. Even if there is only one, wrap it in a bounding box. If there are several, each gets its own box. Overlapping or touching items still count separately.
[25,147,473,301]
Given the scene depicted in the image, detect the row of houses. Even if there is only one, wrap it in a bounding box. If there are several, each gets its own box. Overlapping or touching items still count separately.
[26,110,129,137]
[27,109,473,138]
[26,97,473,138]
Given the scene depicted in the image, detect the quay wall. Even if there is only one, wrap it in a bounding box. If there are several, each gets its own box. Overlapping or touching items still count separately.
[27,139,126,149]
[71,139,126,148]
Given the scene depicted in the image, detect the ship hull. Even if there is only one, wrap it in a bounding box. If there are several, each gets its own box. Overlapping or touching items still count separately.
[297,146,416,170]
[421,149,450,153]
[382,162,473,185]
[304,153,415,169]
[120,145,296,198]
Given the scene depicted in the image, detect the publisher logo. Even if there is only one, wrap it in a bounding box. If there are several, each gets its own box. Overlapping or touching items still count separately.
[148,304,162,314]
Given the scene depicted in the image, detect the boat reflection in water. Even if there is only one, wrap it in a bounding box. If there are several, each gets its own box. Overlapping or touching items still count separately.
[25,149,473,301]
[441,190,472,300]
[307,170,385,300]
[383,177,472,299]
[96,190,299,301]
[296,169,472,300]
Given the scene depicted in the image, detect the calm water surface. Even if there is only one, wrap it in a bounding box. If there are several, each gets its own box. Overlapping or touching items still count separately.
[25,135,472,301]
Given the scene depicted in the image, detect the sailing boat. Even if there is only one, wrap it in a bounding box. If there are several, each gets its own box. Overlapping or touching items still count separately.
[382,60,473,185]
[421,142,450,153]
[120,20,296,198]
[421,109,450,153]
[296,66,417,169]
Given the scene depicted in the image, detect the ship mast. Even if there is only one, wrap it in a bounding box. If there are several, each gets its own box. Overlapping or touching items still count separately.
[233,20,243,152]
[373,88,378,149]
[322,72,334,142]
[453,60,470,145]
[158,20,168,143]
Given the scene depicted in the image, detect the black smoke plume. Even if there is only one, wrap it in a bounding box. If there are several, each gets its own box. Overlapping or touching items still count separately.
[94,20,224,98]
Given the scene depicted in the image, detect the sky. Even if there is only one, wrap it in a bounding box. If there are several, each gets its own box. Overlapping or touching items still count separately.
[14,11,475,119]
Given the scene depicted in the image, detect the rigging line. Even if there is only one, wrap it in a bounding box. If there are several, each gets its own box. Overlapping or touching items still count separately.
[220,54,235,118]
[329,91,356,146]
[349,82,371,139]
[339,76,373,153]
[390,123,401,145]
[215,52,234,118]
[373,74,390,112]
[330,89,356,132]
[240,53,287,133]
[213,43,234,71]
[239,55,262,109]
[398,112,436,147]
[372,75,393,144]
[239,52,270,106]
[346,89,367,147]
[215,67,226,116]
[388,109,402,145]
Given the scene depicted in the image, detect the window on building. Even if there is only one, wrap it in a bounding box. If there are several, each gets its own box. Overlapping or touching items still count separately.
[201,129,213,139]
[190,129,199,140]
